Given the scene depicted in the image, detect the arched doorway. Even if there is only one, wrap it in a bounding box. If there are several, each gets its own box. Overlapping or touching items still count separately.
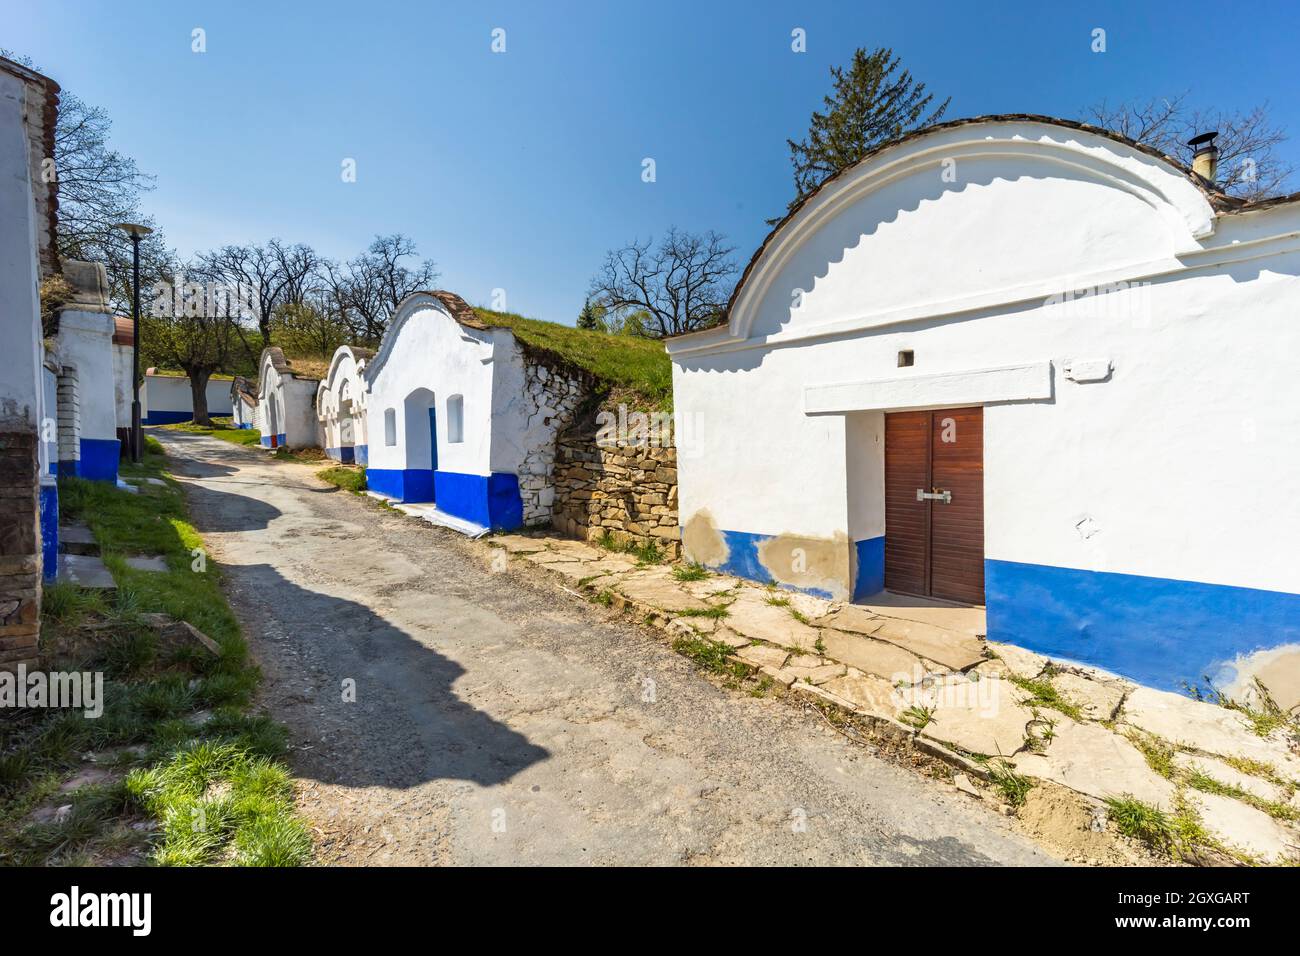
[267,395,279,448]
[402,387,437,502]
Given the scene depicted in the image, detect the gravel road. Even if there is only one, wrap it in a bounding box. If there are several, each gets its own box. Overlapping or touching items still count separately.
[157,428,1059,866]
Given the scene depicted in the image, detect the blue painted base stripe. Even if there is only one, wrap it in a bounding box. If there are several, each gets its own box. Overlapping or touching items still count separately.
[39,483,58,581]
[78,437,120,483]
[433,471,522,530]
[326,446,356,463]
[986,559,1300,691]
[366,468,434,502]
[141,410,193,425]
[852,536,885,600]
[366,468,523,529]
[56,460,81,479]
[355,444,368,466]
[700,528,838,601]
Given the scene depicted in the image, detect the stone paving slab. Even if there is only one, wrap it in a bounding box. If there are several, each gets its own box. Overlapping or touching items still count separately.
[819,630,925,683]
[868,617,988,671]
[57,553,115,589]
[785,662,847,685]
[733,644,789,669]
[1173,752,1288,804]
[58,522,99,556]
[1053,671,1127,722]
[1187,790,1298,864]
[723,590,820,652]
[617,569,713,613]
[820,671,900,716]
[987,642,1049,679]
[919,679,1036,758]
[1013,719,1177,810]
[489,534,550,554]
[1121,686,1298,777]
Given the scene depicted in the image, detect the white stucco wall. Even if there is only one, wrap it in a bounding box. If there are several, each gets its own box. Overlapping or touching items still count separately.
[671,122,1300,598]
[55,309,117,444]
[0,69,44,434]
[113,343,133,429]
[364,301,499,477]
[667,118,1300,689]
[317,347,371,456]
[141,373,235,420]
[256,352,319,449]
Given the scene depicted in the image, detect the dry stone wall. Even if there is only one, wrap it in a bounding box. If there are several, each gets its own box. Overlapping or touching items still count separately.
[552,416,679,558]
[515,359,589,527]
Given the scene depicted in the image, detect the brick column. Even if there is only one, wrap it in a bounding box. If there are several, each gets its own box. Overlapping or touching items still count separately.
[0,430,41,670]
[56,364,80,478]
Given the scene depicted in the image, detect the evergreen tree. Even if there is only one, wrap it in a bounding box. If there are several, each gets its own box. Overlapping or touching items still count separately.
[787,47,949,203]
[577,298,604,332]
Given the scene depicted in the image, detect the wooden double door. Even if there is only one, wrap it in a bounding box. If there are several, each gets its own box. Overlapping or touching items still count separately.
[883,407,985,604]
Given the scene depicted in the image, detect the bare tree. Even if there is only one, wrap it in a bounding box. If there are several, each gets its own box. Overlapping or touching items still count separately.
[144,259,245,425]
[320,234,439,344]
[1,50,173,313]
[1086,93,1293,199]
[589,228,738,338]
[196,238,320,349]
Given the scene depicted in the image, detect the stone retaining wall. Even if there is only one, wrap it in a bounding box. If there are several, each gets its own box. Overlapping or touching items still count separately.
[551,420,679,558]
[514,359,589,527]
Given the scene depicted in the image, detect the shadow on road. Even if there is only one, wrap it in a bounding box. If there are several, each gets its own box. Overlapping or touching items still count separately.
[244,564,551,790]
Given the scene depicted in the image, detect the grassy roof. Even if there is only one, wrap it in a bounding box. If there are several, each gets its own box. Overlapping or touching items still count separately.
[474,308,672,409]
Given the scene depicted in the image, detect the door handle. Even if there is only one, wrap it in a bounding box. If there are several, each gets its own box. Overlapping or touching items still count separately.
[916,489,952,504]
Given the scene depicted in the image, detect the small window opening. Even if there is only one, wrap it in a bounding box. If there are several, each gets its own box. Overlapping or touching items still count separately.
[384,408,397,445]
[897,350,915,368]
[446,395,464,443]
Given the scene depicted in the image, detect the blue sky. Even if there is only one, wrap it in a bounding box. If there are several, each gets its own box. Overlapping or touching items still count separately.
[7,0,1300,325]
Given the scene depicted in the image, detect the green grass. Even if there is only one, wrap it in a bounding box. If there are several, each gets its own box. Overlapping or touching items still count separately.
[988,760,1034,807]
[671,635,748,680]
[473,307,673,409]
[675,605,730,620]
[317,465,367,493]
[596,529,666,565]
[1009,669,1085,722]
[1105,795,1173,851]
[0,445,310,866]
[899,704,935,730]
[160,419,262,447]
[1128,731,1177,779]
[672,563,709,582]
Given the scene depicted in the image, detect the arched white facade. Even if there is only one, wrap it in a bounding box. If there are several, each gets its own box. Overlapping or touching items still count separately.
[666,117,1300,694]
[317,346,373,464]
[256,347,320,450]
[363,291,588,531]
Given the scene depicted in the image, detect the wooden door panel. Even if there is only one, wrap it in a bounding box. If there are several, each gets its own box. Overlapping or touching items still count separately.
[883,407,985,604]
[929,407,984,604]
[884,411,929,596]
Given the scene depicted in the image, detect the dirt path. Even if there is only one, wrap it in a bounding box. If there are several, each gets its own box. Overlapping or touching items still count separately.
[156,428,1059,866]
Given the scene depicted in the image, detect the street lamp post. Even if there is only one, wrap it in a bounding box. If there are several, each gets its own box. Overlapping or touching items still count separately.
[115,222,152,463]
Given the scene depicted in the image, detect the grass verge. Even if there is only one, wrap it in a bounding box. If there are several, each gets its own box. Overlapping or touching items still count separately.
[318,465,367,493]
[161,418,261,448]
[0,443,311,866]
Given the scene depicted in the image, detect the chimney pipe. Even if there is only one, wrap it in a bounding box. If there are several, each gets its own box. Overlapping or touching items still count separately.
[1188,131,1219,184]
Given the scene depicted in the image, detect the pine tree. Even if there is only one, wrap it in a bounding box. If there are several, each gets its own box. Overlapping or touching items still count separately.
[577,298,603,332]
[787,47,950,203]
